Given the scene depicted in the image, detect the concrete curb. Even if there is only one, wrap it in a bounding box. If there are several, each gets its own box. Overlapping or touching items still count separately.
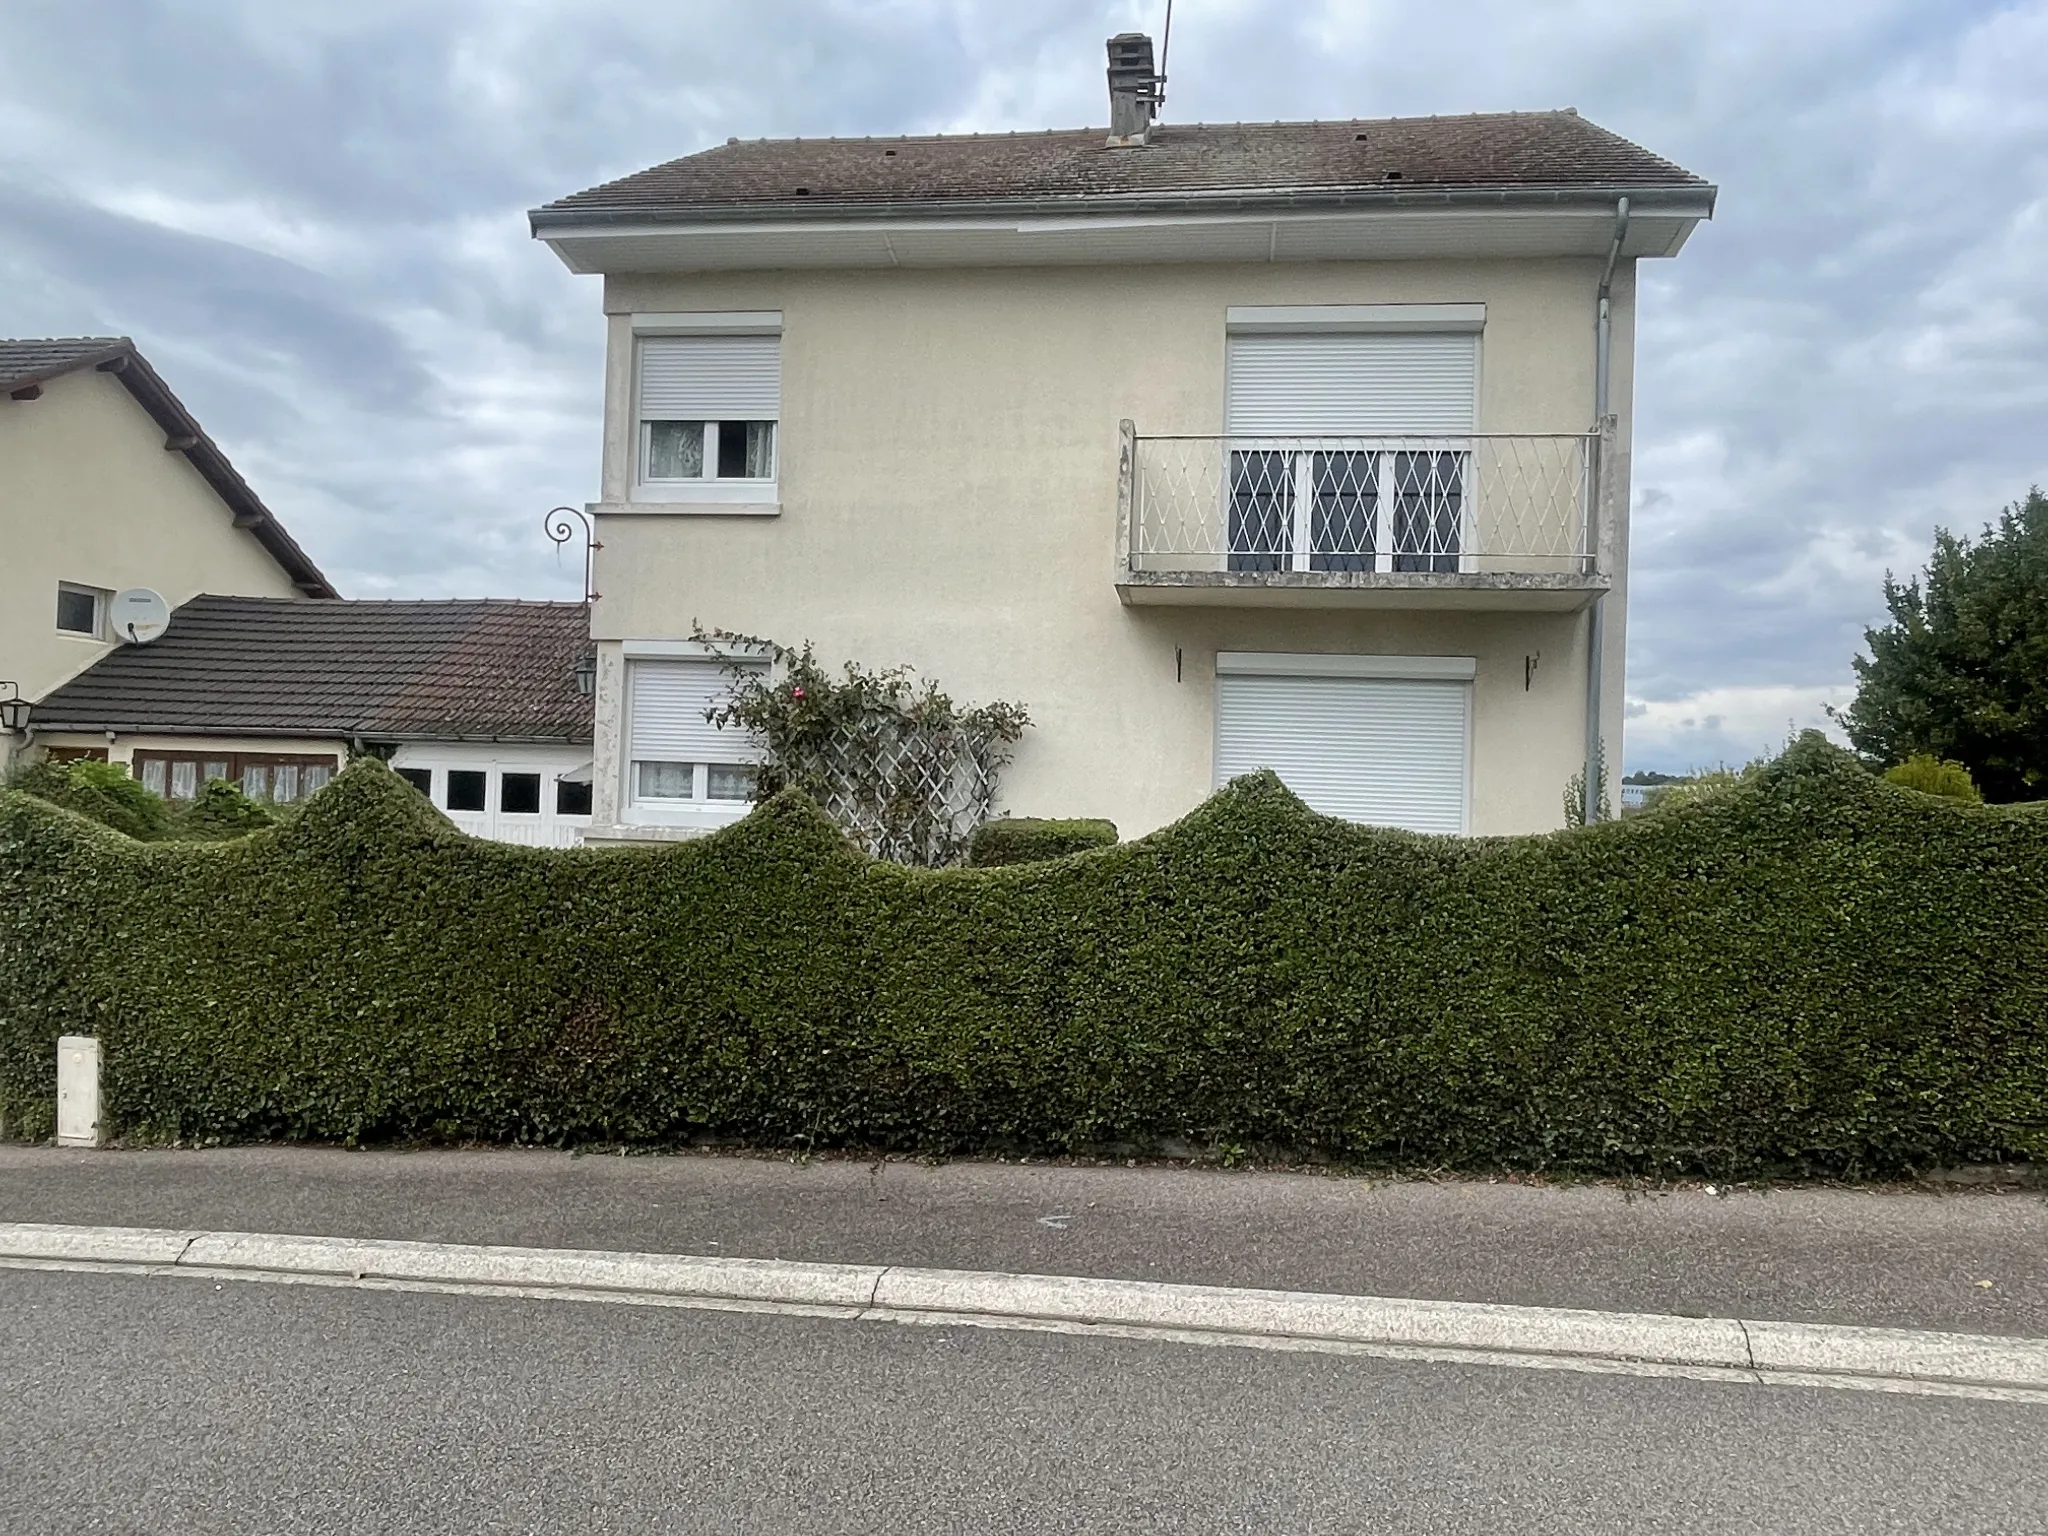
[5,1221,2047,1399]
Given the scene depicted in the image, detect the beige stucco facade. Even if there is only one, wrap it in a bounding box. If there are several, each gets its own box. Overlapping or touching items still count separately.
[583,254,1637,840]
[1,367,306,767]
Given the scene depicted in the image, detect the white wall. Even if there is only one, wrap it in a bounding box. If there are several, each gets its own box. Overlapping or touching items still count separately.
[389,741,594,847]
[586,256,1635,838]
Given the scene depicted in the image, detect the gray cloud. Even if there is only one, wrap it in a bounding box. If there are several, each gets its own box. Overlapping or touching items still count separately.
[2,0,2043,771]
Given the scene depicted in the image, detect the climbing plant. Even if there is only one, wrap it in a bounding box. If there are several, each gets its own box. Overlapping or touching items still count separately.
[696,629,1030,866]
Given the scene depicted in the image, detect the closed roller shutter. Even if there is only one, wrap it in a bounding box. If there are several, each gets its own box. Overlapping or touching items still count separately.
[639,336,781,420]
[1225,333,1477,435]
[628,660,765,763]
[1215,672,1469,833]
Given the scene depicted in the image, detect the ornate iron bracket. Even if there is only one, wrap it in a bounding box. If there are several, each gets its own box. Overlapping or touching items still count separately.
[544,506,602,603]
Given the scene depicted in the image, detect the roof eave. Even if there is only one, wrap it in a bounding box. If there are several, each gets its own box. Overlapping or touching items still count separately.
[30,721,593,746]
[357,729,597,746]
[529,180,1717,234]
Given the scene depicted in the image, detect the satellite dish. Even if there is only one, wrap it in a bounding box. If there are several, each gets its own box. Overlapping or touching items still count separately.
[111,588,171,645]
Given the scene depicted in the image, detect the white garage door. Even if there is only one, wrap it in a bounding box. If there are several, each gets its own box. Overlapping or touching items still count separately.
[1214,657,1471,834]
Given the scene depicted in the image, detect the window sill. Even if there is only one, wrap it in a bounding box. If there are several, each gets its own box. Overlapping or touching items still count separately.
[622,801,755,830]
[625,481,780,513]
[604,498,781,518]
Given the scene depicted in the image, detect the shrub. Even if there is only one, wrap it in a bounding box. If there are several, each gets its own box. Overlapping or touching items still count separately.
[968,818,1119,867]
[1883,754,1982,803]
[4,758,172,841]
[3,759,280,843]
[175,778,278,839]
[3,734,2046,1175]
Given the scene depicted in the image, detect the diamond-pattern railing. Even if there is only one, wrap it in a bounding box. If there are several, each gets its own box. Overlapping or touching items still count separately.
[782,712,1009,868]
[1132,433,1597,574]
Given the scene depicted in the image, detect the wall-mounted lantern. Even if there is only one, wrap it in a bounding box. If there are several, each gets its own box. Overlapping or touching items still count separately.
[573,652,597,698]
[0,682,29,733]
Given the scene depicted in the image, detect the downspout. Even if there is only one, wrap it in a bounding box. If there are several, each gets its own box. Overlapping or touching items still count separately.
[1584,195,1629,826]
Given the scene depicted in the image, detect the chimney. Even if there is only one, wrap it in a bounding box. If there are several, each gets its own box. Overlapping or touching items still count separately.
[1106,33,1161,146]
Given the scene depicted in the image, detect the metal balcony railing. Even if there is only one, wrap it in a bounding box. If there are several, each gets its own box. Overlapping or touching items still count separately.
[1123,431,1603,579]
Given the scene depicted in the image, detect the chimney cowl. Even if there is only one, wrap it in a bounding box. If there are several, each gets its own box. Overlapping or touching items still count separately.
[1105,32,1161,146]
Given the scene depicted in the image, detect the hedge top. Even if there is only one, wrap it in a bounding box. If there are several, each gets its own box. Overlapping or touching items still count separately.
[4,731,2045,1175]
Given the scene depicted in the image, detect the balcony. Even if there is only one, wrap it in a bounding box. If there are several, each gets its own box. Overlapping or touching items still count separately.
[1115,421,1617,610]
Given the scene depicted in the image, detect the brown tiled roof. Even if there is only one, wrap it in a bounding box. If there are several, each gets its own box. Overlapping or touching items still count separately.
[535,112,1709,223]
[0,337,337,598]
[31,595,594,744]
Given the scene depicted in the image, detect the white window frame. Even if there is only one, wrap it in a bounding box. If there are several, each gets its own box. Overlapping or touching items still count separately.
[55,582,108,640]
[630,313,782,510]
[496,769,546,820]
[621,641,769,830]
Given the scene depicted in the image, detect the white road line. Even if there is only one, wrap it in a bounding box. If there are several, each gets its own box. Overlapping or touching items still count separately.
[3,1221,2044,1404]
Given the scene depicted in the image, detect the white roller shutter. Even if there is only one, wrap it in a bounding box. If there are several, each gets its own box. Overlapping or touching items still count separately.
[638,336,781,420]
[1225,333,1477,435]
[1215,672,1469,833]
[628,660,764,763]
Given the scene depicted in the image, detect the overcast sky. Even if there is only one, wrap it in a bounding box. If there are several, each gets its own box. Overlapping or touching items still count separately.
[4,1,2044,772]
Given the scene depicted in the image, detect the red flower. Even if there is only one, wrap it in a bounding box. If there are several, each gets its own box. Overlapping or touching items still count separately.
[790,685,806,700]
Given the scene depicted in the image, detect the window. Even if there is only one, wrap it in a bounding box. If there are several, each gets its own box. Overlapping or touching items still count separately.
[445,770,486,812]
[637,331,780,495]
[397,768,432,796]
[555,778,593,817]
[1226,449,1466,574]
[500,772,542,815]
[56,584,105,638]
[138,752,340,804]
[1222,330,1477,574]
[626,657,766,813]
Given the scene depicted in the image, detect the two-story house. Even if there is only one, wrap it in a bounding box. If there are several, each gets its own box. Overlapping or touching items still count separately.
[0,337,337,772]
[531,37,1714,843]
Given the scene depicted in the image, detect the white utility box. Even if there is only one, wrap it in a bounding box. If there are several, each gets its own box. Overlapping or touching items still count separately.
[56,1035,101,1148]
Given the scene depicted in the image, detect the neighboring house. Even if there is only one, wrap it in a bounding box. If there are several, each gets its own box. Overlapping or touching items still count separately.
[530,36,1715,842]
[28,596,596,846]
[0,337,337,771]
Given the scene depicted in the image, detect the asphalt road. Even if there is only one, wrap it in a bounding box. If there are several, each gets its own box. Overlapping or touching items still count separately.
[3,1265,2044,1536]
[1,1145,2042,1334]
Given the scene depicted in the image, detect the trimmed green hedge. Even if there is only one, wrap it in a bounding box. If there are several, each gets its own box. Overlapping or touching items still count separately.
[3,734,2046,1174]
[968,817,1119,866]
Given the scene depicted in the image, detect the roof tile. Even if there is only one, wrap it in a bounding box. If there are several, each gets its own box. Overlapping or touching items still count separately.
[538,113,1706,218]
[32,595,594,744]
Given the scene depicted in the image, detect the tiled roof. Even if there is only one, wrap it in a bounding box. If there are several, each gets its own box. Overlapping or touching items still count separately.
[536,112,1708,221]
[32,595,594,744]
[0,337,130,390]
[1,337,337,598]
